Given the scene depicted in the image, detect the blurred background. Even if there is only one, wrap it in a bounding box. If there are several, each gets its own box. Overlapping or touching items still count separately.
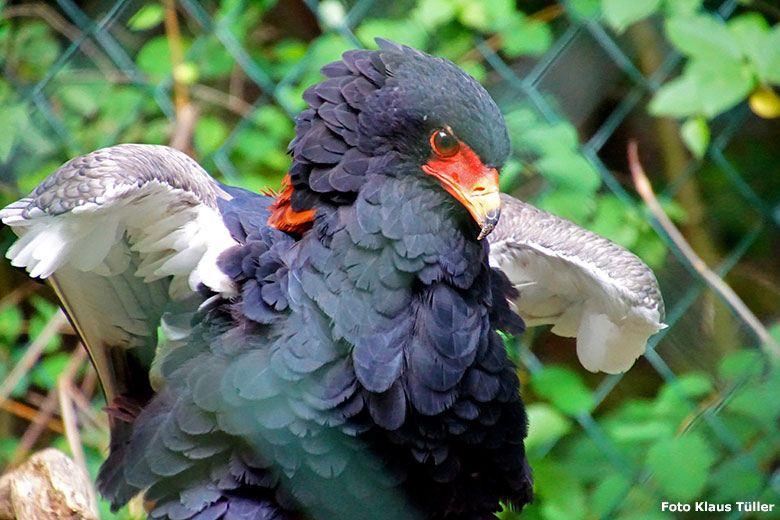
[0,0,779,518]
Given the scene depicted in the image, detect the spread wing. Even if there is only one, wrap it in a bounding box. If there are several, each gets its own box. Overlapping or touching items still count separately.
[0,144,238,402]
[488,193,666,374]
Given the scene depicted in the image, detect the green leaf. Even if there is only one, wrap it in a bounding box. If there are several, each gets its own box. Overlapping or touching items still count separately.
[687,57,755,117]
[567,0,600,20]
[727,385,780,425]
[591,474,632,516]
[532,459,588,520]
[525,403,571,453]
[650,56,755,119]
[710,457,763,502]
[534,153,601,193]
[0,103,27,162]
[680,116,709,159]
[136,36,173,79]
[718,350,763,379]
[196,35,235,79]
[589,195,639,247]
[537,190,595,224]
[675,372,714,398]
[128,4,165,31]
[520,122,579,155]
[602,0,660,33]
[665,14,742,60]
[501,18,552,57]
[648,73,701,117]
[769,321,780,344]
[58,84,101,116]
[728,13,769,67]
[531,365,594,416]
[194,115,229,155]
[456,0,517,32]
[32,352,70,389]
[646,433,716,501]
[411,0,457,30]
[653,372,713,417]
[252,105,294,139]
[755,26,780,84]
[0,305,23,345]
[13,21,60,77]
[662,0,702,17]
[606,420,675,444]
[356,19,427,51]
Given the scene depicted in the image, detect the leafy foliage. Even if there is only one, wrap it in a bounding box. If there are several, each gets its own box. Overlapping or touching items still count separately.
[499,348,780,520]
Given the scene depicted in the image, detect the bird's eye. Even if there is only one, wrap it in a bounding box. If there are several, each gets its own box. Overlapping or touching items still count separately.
[431,129,459,157]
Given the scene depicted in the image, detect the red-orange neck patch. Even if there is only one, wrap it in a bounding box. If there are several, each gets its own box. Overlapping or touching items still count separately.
[267,174,315,234]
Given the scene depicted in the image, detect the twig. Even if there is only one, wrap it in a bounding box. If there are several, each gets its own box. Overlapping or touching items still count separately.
[79,364,97,400]
[10,348,85,466]
[0,281,39,313]
[10,389,60,466]
[163,0,190,111]
[67,382,108,433]
[0,399,64,435]
[628,141,780,358]
[57,349,98,517]
[169,102,199,152]
[0,311,68,406]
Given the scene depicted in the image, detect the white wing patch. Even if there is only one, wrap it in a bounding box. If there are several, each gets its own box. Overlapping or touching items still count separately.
[489,194,666,374]
[3,180,235,297]
[0,144,239,399]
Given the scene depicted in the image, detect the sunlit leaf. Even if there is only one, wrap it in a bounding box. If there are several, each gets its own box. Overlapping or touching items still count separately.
[0,103,27,162]
[646,433,716,501]
[502,18,552,57]
[602,0,660,33]
[412,0,457,30]
[648,73,701,117]
[0,305,23,345]
[531,365,594,416]
[680,116,710,159]
[665,14,742,59]
[534,153,601,193]
[728,13,769,68]
[687,57,755,117]
[128,4,165,31]
[194,115,229,155]
[525,403,571,453]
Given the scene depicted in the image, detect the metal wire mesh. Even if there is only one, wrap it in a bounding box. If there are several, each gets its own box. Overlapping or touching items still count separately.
[2,0,779,518]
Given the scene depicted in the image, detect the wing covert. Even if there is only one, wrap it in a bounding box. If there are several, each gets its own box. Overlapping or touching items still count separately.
[488,193,666,374]
[0,144,238,401]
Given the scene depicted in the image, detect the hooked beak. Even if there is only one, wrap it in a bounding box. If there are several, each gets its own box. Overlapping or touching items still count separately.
[470,172,501,240]
[423,157,501,240]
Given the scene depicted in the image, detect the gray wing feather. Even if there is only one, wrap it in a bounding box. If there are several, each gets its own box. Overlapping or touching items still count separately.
[489,193,665,373]
[1,144,237,401]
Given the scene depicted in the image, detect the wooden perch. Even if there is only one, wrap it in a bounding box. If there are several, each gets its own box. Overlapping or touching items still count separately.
[0,448,97,520]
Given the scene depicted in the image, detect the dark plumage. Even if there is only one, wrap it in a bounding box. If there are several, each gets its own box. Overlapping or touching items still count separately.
[2,39,533,520]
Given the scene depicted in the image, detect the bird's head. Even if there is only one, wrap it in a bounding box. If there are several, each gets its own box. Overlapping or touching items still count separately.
[276,38,510,240]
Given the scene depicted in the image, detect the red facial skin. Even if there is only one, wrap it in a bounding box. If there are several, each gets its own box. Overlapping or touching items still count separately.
[422,134,501,240]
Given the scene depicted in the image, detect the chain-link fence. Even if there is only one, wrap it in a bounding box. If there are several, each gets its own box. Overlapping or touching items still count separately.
[1,1,779,519]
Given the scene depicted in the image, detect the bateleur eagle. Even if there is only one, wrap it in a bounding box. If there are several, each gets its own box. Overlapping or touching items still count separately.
[1,39,665,520]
